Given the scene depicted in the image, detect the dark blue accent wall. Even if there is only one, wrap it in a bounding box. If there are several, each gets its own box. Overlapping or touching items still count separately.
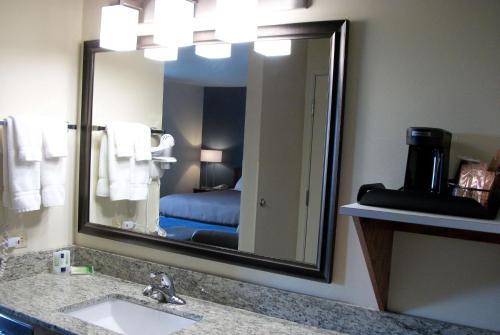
[201,87,246,187]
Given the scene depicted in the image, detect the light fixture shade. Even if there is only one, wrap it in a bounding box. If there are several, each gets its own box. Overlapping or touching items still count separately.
[254,39,292,57]
[195,44,232,59]
[201,149,223,163]
[215,0,258,43]
[154,0,194,48]
[100,5,139,51]
[144,47,178,61]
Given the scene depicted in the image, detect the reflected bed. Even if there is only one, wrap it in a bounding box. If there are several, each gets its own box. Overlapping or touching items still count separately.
[158,190,241,248]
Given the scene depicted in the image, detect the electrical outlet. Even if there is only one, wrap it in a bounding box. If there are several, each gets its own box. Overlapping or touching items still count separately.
[9,234,26,249]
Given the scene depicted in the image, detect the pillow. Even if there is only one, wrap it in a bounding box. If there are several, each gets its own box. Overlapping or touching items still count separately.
[234,177,243,191]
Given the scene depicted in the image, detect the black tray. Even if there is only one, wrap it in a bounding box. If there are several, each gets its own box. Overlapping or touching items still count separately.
[357,184,499,220]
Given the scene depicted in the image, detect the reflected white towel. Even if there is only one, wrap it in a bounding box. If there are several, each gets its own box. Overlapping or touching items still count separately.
[130,159,150,201]
[130,123,151,200]
[107,123,132,201]
[96,133,110,197]
[112,122,134,158]
[41,119,67,207]
[2,117,41,212]
[134,123,152,161]
[12,116,42,162]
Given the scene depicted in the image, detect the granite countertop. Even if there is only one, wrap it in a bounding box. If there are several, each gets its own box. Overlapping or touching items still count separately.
[0,272,341,335]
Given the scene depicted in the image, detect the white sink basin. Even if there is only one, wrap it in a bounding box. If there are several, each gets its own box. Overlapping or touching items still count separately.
[66,299,197,335]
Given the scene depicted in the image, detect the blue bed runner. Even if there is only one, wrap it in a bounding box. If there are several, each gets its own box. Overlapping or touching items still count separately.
[159,216,238,235]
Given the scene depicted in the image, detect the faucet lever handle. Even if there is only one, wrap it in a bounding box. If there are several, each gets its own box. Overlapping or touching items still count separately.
[149,272,173,289]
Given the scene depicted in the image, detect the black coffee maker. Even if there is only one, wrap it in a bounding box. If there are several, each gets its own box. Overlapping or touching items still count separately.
[403,127,452,194]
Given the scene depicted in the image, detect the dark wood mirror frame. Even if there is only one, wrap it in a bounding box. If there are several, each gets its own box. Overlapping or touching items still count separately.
[78,20,348,282]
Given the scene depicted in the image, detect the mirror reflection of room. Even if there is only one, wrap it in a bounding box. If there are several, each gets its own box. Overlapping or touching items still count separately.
[89,38,331,265]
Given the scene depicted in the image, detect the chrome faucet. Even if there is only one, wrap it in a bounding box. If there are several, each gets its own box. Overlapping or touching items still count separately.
[143,271,186,305]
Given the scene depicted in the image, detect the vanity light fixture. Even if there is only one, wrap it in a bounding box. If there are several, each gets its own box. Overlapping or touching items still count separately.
[254,39,292,57]
[144,47,178,61]
[153,0,195,48]
[100,5,139,51]
[195,43,232,59]
[215,0,258,43]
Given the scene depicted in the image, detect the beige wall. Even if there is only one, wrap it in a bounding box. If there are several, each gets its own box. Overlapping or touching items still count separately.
[1,0,498,331]
[0,0,83,254]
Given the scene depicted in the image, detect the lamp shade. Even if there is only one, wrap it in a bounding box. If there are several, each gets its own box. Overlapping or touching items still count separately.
[215,0,258,43]
[201,149,222,163]
[154,0,194,48]
[100,5,139,51]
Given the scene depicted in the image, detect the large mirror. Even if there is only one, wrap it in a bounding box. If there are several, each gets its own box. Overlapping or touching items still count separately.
[79,21,348,281]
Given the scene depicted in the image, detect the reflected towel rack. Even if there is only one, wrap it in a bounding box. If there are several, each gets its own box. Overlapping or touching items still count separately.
[91,125,164,134]
[0,121,164,134]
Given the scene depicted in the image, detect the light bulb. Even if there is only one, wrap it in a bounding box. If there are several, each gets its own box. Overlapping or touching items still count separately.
[100,5,139,51]
[154,0,194,48]
[215,0,258,43]
[144,47,178,61]
[254,39,292,57]
[195,44,232,59]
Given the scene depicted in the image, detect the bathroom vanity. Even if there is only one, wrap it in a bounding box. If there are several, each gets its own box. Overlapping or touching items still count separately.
[0,247,495,335]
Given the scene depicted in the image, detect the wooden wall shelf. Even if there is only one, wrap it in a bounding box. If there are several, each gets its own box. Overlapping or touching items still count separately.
[340,203,500,311]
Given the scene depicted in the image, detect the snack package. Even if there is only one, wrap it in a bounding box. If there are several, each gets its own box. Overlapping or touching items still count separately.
[456,163,495,207]
[488,149,500,189]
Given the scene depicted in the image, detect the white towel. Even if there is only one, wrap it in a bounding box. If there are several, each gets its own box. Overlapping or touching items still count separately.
[99,123,152,201]
[96,133,110,197]
[12,116,42,162]
[134,124,152,161]
[42,118,68,158]
[0,130,4,207]
[107,123,133,201]
[2,117,41,212]
[40,119,67,207]
[130,123,151,200]
[129,159,150,201]
[113,122,134,158]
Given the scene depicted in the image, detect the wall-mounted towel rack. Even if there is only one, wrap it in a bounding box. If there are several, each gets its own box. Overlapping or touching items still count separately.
[0,121,164,135]
[0,120,78,129]
[91,125,164,134]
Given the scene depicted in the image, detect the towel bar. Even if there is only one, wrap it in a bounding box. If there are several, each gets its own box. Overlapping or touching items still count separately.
[0,121,164,134]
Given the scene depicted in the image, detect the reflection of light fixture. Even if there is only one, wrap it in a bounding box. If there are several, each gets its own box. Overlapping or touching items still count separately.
[144,47,178,61]
[215,0,258,43]
[254,39,292,57]
[195,44,232,59]
[201,150,223,163]
[201,149,223,187]
[100,5,139,51]
[154,0,194,48]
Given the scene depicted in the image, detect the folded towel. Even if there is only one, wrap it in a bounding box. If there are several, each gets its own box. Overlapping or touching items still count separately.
[112,122,134,158]
[1,127,6,208]
[106,123,132,201]
[96,133,110,197]
[40,119,67,207]
[130,123,151,200]
[129,159,150,201]
[40,157,66,207]
[2,117,41,212]
[134,123,152,161]
[12,116,42,162]
[42,118,68,158]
